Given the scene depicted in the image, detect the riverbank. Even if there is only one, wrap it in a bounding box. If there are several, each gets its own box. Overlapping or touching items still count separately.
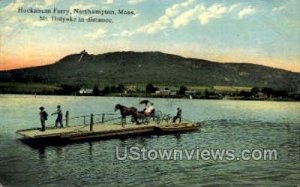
[1,82,299,101]
[0,92,299,102]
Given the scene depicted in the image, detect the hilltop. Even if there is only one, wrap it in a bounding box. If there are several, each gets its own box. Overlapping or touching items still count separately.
[0,51,299,90]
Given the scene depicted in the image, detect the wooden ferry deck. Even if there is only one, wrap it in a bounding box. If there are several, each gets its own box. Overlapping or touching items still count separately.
[16,122,200,142]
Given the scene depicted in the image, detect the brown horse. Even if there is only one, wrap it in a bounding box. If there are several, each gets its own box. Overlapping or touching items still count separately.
[115,104,138,127]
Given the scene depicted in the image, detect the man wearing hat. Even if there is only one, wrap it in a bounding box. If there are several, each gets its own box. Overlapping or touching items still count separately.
[52,105,63,128]
[173,107,182,123]
[39,106,48,131]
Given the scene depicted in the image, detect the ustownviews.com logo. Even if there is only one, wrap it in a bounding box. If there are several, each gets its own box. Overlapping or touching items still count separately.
[115,146,278,161]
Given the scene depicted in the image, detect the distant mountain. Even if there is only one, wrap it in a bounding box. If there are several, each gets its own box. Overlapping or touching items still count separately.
[0,51,299,90]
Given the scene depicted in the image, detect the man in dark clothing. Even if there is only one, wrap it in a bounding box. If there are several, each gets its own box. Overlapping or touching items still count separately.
[39,106,48,131]
[52,105,63,127]
[173,107,182,123]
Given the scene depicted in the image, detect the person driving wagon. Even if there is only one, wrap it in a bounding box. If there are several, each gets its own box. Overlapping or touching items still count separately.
[140,100,155,117]
[144,102,155,117]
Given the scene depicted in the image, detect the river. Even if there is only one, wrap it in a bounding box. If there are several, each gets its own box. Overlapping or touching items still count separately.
[0,95,299,186]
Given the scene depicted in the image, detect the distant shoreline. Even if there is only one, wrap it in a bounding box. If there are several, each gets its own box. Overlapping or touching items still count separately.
[0,93,298,102]
[0,82,299,101]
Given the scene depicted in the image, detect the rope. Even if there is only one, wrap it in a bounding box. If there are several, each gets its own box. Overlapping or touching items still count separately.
[49,112,196,127]
[48,112,119,127]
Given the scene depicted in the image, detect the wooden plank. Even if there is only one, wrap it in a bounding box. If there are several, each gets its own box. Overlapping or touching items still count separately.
[17,124,154,138]
[16,122,200,141]
[68,128,155,140]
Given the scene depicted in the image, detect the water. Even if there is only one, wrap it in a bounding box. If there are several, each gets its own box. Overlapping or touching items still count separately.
[0,95,299,186]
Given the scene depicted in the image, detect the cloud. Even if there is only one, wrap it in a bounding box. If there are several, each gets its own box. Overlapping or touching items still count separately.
[138,0,195,33]
[70,3,96,11]
[198,4,228,25]
[228,4,239,12]
[128,0,144,5]
[173,5,204,28]
[31,0,59,9]
[3,26,13,32]
[133,13,140,18]
[111,2,254,36]
[272,6,285,12]
[138,15,170,34]
[103,0,114,4]
[165,0,194,17]
[2,0,24,13]
[238,6,256,19]
[112,30,135,37]
[44,0,56,6]
[1,1,52,27]
[6,16,18,24]
[84,28,107,39]
[24,18,51,27]
[173,3,230,28]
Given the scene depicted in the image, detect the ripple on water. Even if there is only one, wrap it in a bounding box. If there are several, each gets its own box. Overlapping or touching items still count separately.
[0,96,299,186]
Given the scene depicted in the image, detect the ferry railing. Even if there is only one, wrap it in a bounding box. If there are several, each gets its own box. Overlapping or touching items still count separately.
[48,110,187,130]
[49,111,121,128]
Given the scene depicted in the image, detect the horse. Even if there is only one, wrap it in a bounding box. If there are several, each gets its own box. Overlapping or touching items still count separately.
[114,104,139,127]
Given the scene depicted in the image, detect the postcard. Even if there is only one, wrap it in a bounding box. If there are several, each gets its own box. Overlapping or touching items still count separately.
[0,0,299,186]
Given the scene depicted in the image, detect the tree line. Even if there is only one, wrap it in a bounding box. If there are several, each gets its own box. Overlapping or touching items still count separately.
[0,82,299,100]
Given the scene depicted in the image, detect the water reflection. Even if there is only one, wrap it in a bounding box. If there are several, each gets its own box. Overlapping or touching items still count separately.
[38,146,46,160]
[88,142,93,161]
[55,146,63,158]
[136,136,146,146]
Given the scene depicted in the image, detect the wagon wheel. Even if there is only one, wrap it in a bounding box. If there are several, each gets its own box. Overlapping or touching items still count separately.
[154,110,163,124]
[162,114,171,123]
[141,116,150,125]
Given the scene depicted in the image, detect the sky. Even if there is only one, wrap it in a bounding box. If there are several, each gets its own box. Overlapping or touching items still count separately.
[0,0,299,72]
